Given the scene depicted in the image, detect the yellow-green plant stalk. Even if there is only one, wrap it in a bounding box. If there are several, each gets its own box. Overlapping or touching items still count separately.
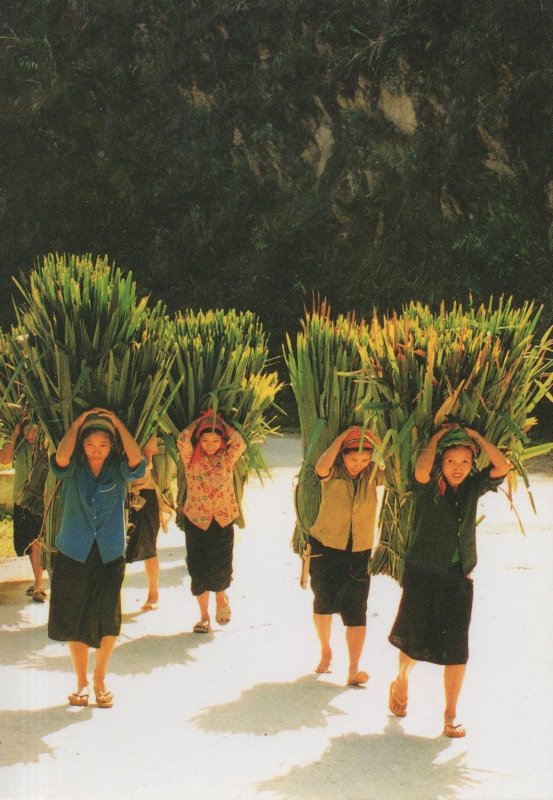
[359,296,553,581]
[284,300,379,555]
[10,253,177,449]
[9,253,178,569]
[0,329,27,440]
[165,308,282,530]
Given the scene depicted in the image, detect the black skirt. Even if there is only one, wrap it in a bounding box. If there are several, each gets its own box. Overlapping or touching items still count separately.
[125,489,160,563]
[184,516,234,595]
[13,504,42,557]
[308,535,371,627]
[48,542,125,649]
[388,564,473,665]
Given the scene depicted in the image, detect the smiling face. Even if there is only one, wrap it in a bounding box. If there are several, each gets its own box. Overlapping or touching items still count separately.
[83,430,113,470]
[440,445,474,489]
[342,448,372,478]
[199,431,224,456]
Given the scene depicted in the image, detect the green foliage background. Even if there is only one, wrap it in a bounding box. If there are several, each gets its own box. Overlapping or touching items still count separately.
[1,1,551,384]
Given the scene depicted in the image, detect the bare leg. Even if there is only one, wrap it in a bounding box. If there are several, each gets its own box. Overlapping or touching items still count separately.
[313,613,332,672]
[93,635,117,706]
[443,663,466,735]
[196,591,210,622]
[346,625,368,684]
[143,556,159,605]
[30,540,44,592]
[68,641,89,692]
[389,650,416,716]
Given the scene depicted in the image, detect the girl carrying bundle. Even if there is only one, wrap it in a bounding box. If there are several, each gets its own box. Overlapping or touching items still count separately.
[387,423,512,737]
[48,409,145,708]
[177,410,246,633]
[307,425,385,686]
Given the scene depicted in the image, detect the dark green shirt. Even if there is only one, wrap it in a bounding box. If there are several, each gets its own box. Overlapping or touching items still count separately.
[405,468,504,577]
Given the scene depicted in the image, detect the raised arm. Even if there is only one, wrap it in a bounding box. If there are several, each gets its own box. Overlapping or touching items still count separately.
[176,420,196,468]
[95,409,143,469]
[315,429,352,478]
[414,426,451,484]
[0,419,24,465]
[55,410,93,468]
[225,424,247,466]
[464,427,512,478]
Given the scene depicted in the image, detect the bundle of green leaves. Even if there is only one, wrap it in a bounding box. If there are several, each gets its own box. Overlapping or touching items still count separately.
[165,307,282,529]
[359,296,553,580]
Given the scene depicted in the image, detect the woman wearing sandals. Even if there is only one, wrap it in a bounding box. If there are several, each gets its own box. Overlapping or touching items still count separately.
[48,409,145,708]
[177,410,246,633]
[387,424,511,737]
[0,416,47,602]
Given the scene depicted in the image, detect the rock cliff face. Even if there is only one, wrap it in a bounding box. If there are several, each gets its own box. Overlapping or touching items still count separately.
[0,0,551,337]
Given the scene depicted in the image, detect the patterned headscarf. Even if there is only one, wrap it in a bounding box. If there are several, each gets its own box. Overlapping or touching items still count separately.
[190,409,228,465]
[434,427,478,495]
[341,426,381,453]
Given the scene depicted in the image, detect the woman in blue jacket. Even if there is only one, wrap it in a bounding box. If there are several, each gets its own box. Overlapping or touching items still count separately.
[48,409,145,709]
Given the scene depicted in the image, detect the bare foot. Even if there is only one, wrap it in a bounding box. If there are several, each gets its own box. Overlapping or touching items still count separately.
[315,649,332,673]
[347,670,369,686]
[388,679,408,716]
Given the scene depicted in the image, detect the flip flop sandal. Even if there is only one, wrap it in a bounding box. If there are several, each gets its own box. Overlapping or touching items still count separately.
[95,689,114,708]
[32,590,47,603]
[26,585,35,597]
[193,619,211,633]
[388,680,408,717]
[443,723,466,738]
[68,687,90,707]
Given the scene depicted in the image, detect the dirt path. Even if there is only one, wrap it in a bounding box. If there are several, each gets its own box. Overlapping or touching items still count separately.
[1,434,552,800]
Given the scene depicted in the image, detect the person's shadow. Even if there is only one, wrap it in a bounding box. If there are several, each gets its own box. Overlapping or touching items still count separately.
[0,705,92,768]
[192,674,348,734]
[257,718,479,800]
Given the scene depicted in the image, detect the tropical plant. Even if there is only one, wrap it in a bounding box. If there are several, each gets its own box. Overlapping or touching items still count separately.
[0,329,26,441]
[284,299,379,555]
[359,296,553,580]
[165,308,283,529]
[9,253,177,449]
[8,253,178,569]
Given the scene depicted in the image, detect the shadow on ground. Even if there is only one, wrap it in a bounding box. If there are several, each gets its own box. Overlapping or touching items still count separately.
[192,674,348,735]
[257,719,481,800]
[0,705,92,768]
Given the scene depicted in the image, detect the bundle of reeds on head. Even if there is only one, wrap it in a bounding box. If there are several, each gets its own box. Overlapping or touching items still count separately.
[9,253,177,567]
[0,329,26,442]
[164,308,282,529]
[359,296,553,581]
[284,299,380,555]
[0,329,49,518]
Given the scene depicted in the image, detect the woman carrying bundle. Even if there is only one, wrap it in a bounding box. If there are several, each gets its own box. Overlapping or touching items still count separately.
[177,411,246,633]
[308,425,384,686]
[126,433,173,612]
[387,424,511,737]
[48,409,145,708]
[0,416,46,602]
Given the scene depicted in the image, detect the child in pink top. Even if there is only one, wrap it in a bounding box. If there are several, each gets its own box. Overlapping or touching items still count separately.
[177,411,246,633]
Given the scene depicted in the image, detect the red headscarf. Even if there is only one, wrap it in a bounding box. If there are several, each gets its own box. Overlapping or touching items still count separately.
[190,410,228,465]
[341,426,381,452]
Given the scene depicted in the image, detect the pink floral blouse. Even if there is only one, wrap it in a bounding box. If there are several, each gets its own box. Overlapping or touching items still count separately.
[177,428,247,530]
